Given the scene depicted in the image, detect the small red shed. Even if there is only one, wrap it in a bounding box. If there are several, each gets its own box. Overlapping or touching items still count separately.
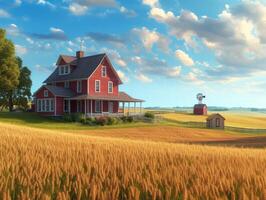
[193,104,207,115]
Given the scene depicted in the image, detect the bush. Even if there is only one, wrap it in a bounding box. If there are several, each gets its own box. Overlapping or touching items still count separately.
[127,116,133,123]
[63,114,72,122]
[144,112,155,119]
[95,116,108,126]
[71,113,85,122]
[120,116,134,123]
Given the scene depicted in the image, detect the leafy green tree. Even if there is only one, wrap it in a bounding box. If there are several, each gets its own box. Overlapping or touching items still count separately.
[0,29,20,111]
[13,57,32,110]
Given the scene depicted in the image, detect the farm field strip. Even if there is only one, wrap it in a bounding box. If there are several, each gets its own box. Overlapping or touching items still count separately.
[0,123,266,199]
[161,112,266,129]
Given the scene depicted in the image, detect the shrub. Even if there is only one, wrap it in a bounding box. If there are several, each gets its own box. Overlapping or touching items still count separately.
[120,116,134,123]
[107,117,116,125]
[71,113,84,122]
[127,116,134,123]
[144,112,155,119]
[95,116,108,126]
[63,114,72,122]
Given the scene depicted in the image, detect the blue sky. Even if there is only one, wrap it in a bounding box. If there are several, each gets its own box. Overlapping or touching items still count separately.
[1,0,266,108]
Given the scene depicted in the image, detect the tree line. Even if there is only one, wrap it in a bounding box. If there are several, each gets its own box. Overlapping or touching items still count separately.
[0,28,32,112]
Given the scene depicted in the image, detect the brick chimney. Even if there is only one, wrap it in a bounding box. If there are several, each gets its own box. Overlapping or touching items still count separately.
[76,51,84,59]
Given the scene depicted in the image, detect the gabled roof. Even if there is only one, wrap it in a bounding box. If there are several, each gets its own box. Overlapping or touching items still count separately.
[68,91,144,102]
[207,113,225,120]
[33,85,75,97]
[57,55,76,65]
[44,53,107,83]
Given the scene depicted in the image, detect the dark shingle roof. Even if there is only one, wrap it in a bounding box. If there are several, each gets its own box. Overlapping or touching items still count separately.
[44,53,106,83]
[68,92,144,102]
[43,85,75,97]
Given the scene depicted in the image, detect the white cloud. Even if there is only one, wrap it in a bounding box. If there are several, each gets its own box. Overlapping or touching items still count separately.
[6,24,20,36]
[68,0,117,15]
[0,9,11,18]
[142,0,159,8]
[175,50,194,66]
[147,1,266,81]
[132,27,170,51]
[14,0,22,6]
[136,73,152,83]
[69,3,88,15]
[120,6,136,17]
[102,48,127,68]
[50,27,64,34]
[37,0,56,9]
[117,70,129,83]
[132,56,181,79]
[15,44,27,55]
[26,37,34,44]
[67,47,73,53]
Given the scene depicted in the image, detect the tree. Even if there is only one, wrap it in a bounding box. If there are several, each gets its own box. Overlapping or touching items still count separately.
[0,29,20,111]
[12,57,32,110]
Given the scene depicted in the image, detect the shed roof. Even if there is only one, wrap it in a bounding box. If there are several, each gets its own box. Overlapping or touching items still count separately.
[44,53,106,83]
[33,85,75,97]
[68,92,144,102]
[207,113,225,120]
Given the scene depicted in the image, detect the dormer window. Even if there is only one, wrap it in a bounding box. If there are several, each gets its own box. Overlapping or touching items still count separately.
[59,65,70,75]
[102,66,107,77]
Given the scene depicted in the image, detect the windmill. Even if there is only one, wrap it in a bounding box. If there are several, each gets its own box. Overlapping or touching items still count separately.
[196,93,206,104]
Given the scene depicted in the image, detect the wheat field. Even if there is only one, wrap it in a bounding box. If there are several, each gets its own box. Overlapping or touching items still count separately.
[0,122,266,200]
[162,112,266,129]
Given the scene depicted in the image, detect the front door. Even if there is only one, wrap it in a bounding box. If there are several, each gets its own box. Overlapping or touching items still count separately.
[108,102,113,113]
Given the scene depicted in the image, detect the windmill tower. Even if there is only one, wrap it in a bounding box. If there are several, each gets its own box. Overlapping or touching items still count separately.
[193,93,207,115]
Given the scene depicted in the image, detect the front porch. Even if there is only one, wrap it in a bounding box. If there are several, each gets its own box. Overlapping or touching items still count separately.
[66,92,144,117]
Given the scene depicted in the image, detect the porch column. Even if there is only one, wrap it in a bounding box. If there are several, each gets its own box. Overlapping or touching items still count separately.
[68,100,70,114]
[134,102,136,115]
[101,100,103,116]
[85,99,87,116]
[128,102,130,116]
[54,97,57,116]
[90,100,92,117]
[140,102,142,114]
[122,102,125,116]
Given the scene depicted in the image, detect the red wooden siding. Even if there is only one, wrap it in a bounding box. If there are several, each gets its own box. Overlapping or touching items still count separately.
[56,97,64,116]
[89,58,119,96]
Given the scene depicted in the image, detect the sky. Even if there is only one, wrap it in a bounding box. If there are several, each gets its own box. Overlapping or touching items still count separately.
[1,0,266,108]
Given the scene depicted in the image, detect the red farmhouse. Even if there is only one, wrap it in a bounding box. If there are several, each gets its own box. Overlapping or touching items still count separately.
[33,51,144,116]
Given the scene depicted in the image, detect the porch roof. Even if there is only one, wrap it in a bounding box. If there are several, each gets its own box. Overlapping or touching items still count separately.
[68,92,144,102]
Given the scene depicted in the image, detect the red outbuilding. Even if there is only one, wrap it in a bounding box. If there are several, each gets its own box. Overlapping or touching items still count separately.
[193,104,208,115]
[33,51,144,117]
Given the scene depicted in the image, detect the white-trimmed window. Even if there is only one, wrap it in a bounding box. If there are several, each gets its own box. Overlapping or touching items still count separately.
[95,80,100,92]
[77,80,82,93]
[44,90,48,97]
[108,81,113,93]
[102,66,107,77]
[37,99,41,112]
[95,100,101,113]
[64,81,70,88]
[37,99,54,112]
[59,65,70,75]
